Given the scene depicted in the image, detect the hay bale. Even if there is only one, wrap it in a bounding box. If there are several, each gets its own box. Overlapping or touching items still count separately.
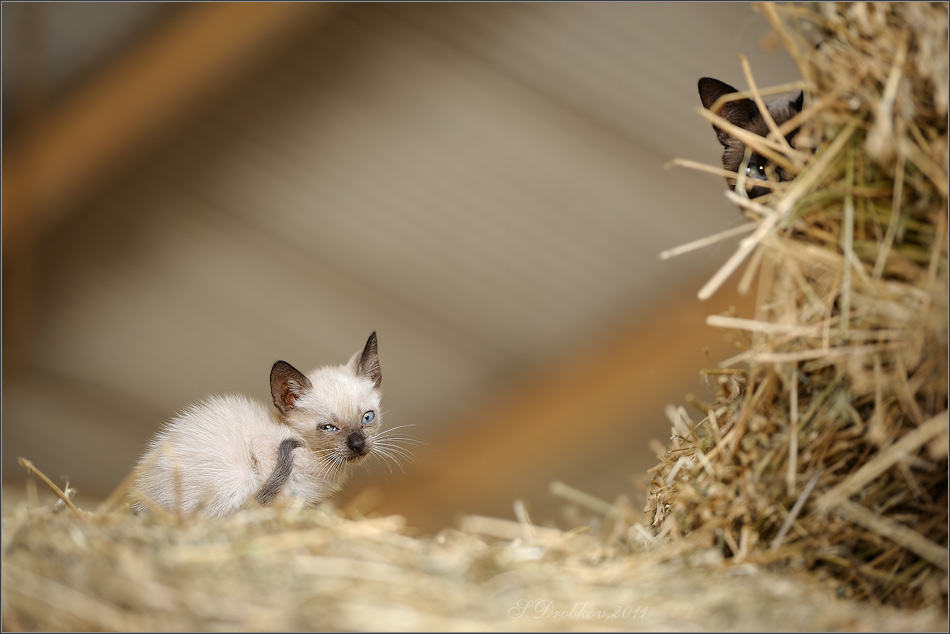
[2,496,946,631]
[647,2,948,609]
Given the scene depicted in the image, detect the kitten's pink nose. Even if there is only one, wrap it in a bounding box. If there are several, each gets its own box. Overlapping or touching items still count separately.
[347,431,366,455]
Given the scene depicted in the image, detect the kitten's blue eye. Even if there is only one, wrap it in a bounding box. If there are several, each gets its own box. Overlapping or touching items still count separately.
[320,423,339,432]
[361,411,375,425]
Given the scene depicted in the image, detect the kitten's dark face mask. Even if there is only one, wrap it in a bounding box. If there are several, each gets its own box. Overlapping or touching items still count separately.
[698,77,804,199]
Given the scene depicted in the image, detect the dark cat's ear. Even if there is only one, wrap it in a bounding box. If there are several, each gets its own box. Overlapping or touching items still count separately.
[698,77,759,146]
[271,360,313,415]
[698,77,737,110]
[791,90,804,114]
[348,331,381,388]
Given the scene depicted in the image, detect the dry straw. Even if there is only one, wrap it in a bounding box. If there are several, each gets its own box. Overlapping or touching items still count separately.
[649,1,948,610]
[3,476,946,631]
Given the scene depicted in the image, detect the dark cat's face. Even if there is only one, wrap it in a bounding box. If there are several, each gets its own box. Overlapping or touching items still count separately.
[698,77,804,198]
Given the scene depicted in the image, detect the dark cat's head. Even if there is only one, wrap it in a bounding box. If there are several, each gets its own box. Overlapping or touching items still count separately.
[698,77,803,198]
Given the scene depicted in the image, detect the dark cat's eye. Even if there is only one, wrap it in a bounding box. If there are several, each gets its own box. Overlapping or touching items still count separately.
[745,163,768,180]
[320,423,339,432]
[361,411,375,425]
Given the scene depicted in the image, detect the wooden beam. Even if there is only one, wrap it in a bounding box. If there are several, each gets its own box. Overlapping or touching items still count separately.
[2,2,339,262]
[357,281,757,532]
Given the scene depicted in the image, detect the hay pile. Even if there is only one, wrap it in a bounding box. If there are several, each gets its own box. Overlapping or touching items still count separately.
[2,488,946,631]
[648,2,948,609]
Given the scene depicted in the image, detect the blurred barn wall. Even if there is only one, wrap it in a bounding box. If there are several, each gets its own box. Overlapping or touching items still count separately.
[2,2,797,532]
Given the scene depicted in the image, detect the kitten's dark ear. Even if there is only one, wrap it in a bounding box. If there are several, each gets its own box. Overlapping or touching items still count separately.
[349,331,381,388]
[271,361,313,415]
[698,77,759,146]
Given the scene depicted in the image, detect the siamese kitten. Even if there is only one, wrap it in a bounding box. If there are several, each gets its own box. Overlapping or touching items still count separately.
[698,77,804,198]
[131,332,383,517]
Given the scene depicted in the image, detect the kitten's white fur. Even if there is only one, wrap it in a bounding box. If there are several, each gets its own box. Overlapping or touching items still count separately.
[131,334,382,517]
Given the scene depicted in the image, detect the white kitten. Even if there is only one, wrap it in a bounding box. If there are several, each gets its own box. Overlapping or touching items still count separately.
[131,332,383,517]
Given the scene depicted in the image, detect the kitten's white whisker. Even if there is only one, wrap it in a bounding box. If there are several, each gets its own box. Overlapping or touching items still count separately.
[376,428,423,440]
[371,450,398,474]
[376,440,416,456]
[375,436,414,449]
[377,423,418,433]
[326,453,346,481]
[371,448,405,474]
[374,444,416,465]
[380,436,426,446]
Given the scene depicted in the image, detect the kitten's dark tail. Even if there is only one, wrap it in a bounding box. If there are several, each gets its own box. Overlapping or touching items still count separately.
[255,437,303,506]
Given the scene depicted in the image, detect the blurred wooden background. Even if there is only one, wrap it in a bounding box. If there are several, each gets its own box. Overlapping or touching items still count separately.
[2,2,797,533]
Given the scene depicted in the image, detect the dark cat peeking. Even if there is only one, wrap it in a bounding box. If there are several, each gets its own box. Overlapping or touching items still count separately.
[698,77,804,198]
